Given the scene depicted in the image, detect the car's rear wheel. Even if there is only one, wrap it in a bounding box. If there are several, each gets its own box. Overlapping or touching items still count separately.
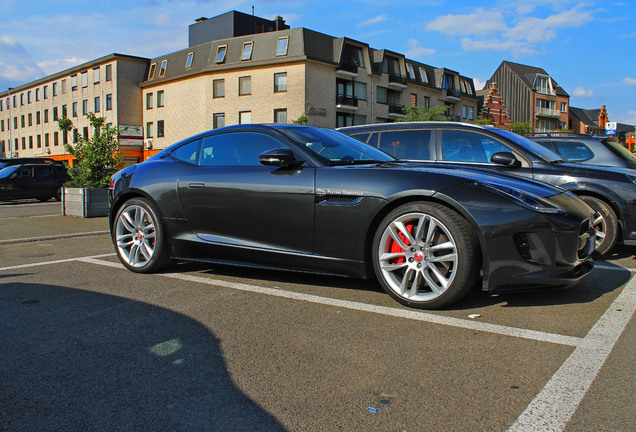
[113,198,170,273]
[372,202,480,309]
[579,195,618,256]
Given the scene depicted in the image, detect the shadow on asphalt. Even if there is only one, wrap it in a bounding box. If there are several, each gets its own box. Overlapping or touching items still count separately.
[0,277,286,432]
[162,259,631,312]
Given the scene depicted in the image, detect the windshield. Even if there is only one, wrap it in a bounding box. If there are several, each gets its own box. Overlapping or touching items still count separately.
[0,165,19,179]
[604,139,636,162]
[277,127,395,165]
[487,128,565,162]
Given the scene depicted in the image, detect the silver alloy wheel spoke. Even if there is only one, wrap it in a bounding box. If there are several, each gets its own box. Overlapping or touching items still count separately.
[378,212,458,303]
[116,205,156,267]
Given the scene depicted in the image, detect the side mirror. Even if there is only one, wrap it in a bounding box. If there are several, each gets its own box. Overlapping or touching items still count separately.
[259,148,303,168]
[490,152,521,168]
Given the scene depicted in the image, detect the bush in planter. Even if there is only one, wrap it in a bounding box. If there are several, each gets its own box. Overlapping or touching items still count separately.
[58,113,125,188]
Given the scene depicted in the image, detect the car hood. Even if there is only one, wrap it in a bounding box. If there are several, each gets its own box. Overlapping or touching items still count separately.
[384,161,567,199]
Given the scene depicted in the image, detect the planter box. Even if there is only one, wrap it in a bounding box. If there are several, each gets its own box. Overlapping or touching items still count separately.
[62,187,109,218]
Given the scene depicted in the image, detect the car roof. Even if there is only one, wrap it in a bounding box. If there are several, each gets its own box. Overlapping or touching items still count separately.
[338,121,488,133]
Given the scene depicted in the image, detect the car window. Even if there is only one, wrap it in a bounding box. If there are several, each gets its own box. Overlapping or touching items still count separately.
[0,165,19,179]
[199,132,286,166]
[33,165,53,177]
[171,139,201,164]
[441,130,511,163]
[377,130,434,160]
[17,166,34,178]
[553,141,593,162]
[349,133,370,143]
[533,140,553,150]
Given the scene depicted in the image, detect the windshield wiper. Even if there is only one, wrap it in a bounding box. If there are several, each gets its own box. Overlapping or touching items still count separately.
[328,159,386,166]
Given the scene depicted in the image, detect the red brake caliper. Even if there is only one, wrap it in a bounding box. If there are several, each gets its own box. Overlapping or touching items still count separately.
[388,223,414,264]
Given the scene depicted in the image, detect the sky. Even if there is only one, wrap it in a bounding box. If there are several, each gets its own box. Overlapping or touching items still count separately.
[1,0,635,125]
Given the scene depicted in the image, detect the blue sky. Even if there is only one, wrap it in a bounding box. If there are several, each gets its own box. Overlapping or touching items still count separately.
[1,0,635,125]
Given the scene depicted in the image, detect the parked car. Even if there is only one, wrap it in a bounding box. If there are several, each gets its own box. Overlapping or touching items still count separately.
[109,124,595,309]
[0,159,69,201]
[339,122,636,255]
[525,133,636,170]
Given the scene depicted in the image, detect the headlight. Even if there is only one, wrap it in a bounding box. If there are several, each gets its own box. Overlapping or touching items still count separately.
[477,182,565,214]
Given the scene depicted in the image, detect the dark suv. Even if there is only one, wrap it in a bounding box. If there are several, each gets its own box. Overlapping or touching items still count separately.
[0,158,69,201]
[339,122,636,255]
[526,133,636,170]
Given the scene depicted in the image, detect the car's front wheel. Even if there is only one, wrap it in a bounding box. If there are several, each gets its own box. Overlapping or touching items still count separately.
[579,195,618,256]
[372,202,480,309]
[113,198,171,273]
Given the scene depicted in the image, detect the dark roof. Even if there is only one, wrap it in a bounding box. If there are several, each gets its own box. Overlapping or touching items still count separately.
[569,106,598,127]
[501,60,569,97]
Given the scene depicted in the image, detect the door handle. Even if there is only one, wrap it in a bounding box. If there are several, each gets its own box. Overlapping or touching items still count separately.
[188,183,205,189]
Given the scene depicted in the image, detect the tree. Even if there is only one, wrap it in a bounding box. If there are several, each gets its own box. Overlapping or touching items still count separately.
[475,116,494,126]
[58,113,125,188]
[292,113,308,124]
[510,122,533,134]
[398,105,452,122]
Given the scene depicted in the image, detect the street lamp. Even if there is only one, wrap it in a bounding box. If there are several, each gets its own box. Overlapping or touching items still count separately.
[7,87,13,158]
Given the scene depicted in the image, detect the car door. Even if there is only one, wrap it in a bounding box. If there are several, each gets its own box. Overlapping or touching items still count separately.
[5,165,35,199]
[32,165,56,198]
[177,130,315,254]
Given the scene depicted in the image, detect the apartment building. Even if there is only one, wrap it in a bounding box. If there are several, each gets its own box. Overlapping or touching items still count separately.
[1,10,479,161]
[485,61,569,132]
[0,54,148,164]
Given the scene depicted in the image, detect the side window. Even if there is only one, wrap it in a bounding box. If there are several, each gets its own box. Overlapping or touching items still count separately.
[533,140,553,150]
[349,133,370,143]
[18,166,34,178]
[33,165,53,177]
[378,129,433,160]
[441,130,510,163]
[170,139,201,164]
[554,141,593,162]
[199,132,287,166]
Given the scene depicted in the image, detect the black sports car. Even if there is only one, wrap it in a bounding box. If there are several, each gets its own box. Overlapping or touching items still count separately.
[109,124,595,309]
[340,122,636,256]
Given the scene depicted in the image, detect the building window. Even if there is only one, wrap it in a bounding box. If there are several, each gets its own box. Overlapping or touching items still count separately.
[83,127,89,139]
[424,96,430,109]
[28,113,32,127]
[276,37,289,56]
[157,90,164,107]
[468,106,474,120]
[54,132,59,146]
[241,42,254,60]
[29,136,33,149]
[53,107,58,120]
[354,82,367,100]
[94,96,101,113]
[43,85,48,99]
[561,102,567,112]
[35,88,40,101]
[36,111,41,125]
[274,73,287,92]
[106,94,112,110]
[462,105,467,119]
[406,64,415,80]
[146,122,153,138]
[20,93,24,105]
[159,60,168,77]
[45,133,49,147]
[157,120,164,137]
[61,79,67,94]
[215,45,227,64]
[213,79,225,98]
[82,99,88,115]
[27,91,31,104]
[148,63,156,79]
[534,74,553,95]
[21,137,25,150]
[93,67,100,84]
[410,93,417,107]
[81,71,88,88]
[146,92,153,109]
[52,82,58,96]
[71,75,77,91]
[72,102,78,117]
[20,116,24,128]
[62,105,67,117]
[185,52,194,68]
[239,76,251,96]
[274,109,287,123]
[213,113,225,129]
[377,86,388,104]
[105,64,112,81]
[37,135,41,148]
[44,109,48,123]
[239,111,252,124]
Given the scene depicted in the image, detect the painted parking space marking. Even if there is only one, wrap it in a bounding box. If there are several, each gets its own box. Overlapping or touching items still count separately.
[2,253,634,432]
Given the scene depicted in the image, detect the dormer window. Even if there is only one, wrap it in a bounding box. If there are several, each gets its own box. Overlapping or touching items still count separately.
[148,63,156,79]
[406,64,415,80]
[276,37,289,56]
[241,42,254,61]
[185,52,194,68]
[159,60,168,77]
[420,68,428,83]
[534,74,553,95]
[215,45,227,64]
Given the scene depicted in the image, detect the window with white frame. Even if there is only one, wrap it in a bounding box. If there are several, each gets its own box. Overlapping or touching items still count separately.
[241,42,254,60]
[186,52,194,68]
[274,73,287,92]
[239,111,252,124]
[239,76,251,96]
[276,37,289,56]
[215,45,227,64]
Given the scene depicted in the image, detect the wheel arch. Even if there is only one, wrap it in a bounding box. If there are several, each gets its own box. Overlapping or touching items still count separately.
[568,189,624,236]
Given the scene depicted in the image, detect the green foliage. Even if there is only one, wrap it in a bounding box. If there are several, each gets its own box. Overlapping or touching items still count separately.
[510,122,533,134]
[398,105,452,122]
[59,113,125,188]
[292,113,308,124]
[475,116,494,125]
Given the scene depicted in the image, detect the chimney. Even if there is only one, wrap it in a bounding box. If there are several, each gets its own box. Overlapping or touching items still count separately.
[274,16,286,30]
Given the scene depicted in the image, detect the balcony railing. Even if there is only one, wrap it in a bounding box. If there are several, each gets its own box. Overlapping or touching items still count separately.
[388,73,407,86]
[535,107,559,117]
[389,104,405,115]
[336,95,358,107]
[337,62,358,75]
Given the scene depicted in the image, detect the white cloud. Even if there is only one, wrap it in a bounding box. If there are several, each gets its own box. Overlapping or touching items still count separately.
[505,7,593,44]
[460,38,537,56]
[623,78,636,86]
[359,14,387,28]
[404,39,435,58]
[37,57,88,75]
[572,86,595,97]
[614,110,636,125]
[426,8,506,36]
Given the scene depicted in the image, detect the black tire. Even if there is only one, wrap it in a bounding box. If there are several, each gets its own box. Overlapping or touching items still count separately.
[54,186,62,201]
[372,201,480,309]
[112,197,171,273]
[579,195,618,256]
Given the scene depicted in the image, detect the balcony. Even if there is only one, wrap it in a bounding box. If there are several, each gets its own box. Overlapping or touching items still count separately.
[336,94,358,110]
[388,104,405,117]
[336,62,358,77]
[444,89,461,102]
[388,73,407,89]
[535,107,560,118]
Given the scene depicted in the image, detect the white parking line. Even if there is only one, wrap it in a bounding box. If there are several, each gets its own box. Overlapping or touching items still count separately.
[508,275,636,432]
[2,254,634,432]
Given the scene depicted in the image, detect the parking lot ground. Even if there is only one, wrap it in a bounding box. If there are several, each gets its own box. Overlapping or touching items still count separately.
[0,203,634,431]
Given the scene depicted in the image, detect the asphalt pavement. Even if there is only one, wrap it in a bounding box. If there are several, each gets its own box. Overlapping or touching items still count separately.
[0,199,634,432]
